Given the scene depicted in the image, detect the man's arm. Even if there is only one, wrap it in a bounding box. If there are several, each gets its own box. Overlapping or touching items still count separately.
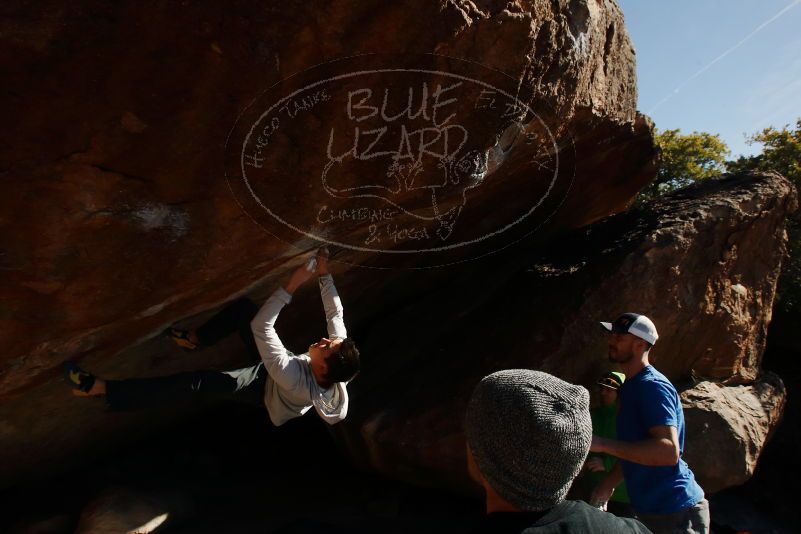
[315,248,347,339]
[591,425,681,466]
[250,263,314,391]
[318,275,347,339]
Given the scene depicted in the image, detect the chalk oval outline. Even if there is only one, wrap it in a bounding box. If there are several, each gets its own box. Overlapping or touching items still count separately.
[229,57,570,254]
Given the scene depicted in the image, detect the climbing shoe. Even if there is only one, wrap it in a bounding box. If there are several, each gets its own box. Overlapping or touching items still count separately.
[63,361,95,393]
[165,327,199,351]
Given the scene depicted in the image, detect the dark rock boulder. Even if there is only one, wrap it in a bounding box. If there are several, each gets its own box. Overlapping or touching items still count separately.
[0,0,655,485]
[0,0,652,396]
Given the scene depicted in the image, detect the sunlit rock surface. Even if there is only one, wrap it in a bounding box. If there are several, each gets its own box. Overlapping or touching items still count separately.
[682,373,786,493]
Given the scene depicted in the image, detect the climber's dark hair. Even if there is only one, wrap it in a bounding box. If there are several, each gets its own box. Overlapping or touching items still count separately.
[324,337,360,383]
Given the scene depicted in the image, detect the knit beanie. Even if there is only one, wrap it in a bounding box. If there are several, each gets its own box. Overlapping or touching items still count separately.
[465,369,592,511]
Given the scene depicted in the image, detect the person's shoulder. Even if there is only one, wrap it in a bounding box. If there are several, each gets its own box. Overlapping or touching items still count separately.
[554,501,650,533]
[471,503,650,534]
[470,511,546,534]
[644,365,669,381]
[644,367,678,392]
[634,366,675,391]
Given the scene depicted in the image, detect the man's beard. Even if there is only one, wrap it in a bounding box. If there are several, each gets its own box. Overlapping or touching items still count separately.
[608,350,632,364]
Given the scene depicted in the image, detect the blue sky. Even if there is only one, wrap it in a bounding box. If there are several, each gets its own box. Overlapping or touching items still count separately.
[617,0,801,157]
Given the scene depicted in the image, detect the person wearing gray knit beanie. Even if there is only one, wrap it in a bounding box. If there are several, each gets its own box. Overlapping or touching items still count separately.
[465,369,651,533]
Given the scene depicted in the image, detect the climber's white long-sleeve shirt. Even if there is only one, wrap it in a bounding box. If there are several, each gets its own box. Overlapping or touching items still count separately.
[250,274,349,426]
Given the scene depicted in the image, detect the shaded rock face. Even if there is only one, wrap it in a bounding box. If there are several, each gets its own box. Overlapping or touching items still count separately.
[0,0,651,392]
[334,172,797,491]
[0,0,656,484]
[681,373,786,493]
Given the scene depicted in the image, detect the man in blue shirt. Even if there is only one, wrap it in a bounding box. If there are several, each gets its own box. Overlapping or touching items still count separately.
[590,313,709,534]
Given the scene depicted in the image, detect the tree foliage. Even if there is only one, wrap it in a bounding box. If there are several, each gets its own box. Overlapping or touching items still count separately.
[727,119,801,186]
[638,129,730,202]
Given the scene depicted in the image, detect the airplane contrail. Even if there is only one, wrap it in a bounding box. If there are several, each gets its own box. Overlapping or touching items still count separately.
[647,0,801,115]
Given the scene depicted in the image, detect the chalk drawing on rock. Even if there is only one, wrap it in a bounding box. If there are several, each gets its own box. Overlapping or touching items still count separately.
[224,53,575,265]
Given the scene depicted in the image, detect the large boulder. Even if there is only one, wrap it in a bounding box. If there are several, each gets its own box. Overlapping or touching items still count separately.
[0,0,656,485]
[681,373,786,493]
[333,171,798,491]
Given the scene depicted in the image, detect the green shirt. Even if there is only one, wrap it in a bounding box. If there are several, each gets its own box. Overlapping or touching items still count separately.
[588,403,629,503]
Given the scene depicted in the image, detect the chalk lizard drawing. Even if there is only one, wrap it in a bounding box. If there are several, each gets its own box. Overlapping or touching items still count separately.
[321,144,488,240]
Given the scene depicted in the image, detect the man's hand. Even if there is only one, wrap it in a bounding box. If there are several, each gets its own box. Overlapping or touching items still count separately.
[284,262,315,294]
[589,476,616,509]
[590,462,622,509]
[316,246,330,276]
[585,456,606,473]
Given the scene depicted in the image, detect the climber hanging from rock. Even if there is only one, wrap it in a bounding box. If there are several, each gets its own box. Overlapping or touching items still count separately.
[63,246,361,427]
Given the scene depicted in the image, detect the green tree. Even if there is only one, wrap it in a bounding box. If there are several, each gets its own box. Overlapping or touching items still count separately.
[727,119,801,185]
[727,119,801,313]
[638,128,730,202]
